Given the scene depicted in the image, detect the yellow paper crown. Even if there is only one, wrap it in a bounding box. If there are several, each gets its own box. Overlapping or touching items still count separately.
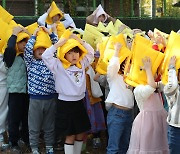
[114,19,124,32]
[83,24,104,49]
[124,35,164,87]
[34,28,52,50]
[46,1,63,24]
[160,31,180,84]
[57,30,88,69]
[0,5,14,23]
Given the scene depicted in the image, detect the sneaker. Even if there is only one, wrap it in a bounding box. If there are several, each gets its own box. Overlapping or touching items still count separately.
[10,146,22,154]
[18,140,31,153]
[32,149,40,154]
[46,147,54,154]
[92,138,101,149]
[1,143,9,151]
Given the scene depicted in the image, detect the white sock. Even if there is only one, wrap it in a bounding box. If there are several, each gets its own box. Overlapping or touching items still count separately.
[64,143,74,154]
[74,140,83,154]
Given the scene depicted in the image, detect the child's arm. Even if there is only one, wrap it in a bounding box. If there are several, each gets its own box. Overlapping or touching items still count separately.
[37,6,52,27]
[94,73,107,88]
[142,57,156,89]
[107,43,122,79]
[62,14,75,28]
[3,26,23,68]
[134,57,156,110]
[42,38,67,74]
[37,13,48,27]
[164,56,178,96]
[24,28,39,71]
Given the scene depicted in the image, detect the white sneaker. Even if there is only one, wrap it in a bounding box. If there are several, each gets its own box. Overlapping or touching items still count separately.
[32,149,40,154]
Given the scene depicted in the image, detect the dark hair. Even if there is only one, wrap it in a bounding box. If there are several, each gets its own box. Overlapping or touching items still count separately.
[68,46,82,55]
[18,38,28,43]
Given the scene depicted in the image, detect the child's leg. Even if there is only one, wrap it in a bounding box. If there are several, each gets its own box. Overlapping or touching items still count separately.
[74,132,85,154]
[64,135,75,154]
[8,93,28,153]
[106,106,133,154]
[42,98,56,153]
[0,87,8,143]
[28,99,43,152]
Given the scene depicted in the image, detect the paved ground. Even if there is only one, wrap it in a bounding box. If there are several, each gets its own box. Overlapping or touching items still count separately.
[1,131,107,154]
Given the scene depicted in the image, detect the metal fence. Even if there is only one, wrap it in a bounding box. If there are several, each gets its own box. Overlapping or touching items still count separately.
[1,0,179,18]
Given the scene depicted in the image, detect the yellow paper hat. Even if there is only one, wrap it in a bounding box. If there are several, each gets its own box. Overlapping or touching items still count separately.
[160,31,180,84]
[106,21,117,35]
[57,30,88,69]
[56,22,66,38]
[96,34,131,74]
[96,37,110,74]
[0,18,9,53]
[16,32,30,55]
[97,22,108,33]
[46,1,63,24]
[97,21,118,36]
[57,40,88,69]
[25,22,38,35]
[154,28,169,40]
[124,35,164,87]
[0,5,14,23]
[34,28,52,50]
[83,24,104,49]
[71,28,84,39]
[2,21,30,55]
[114,19,124,32]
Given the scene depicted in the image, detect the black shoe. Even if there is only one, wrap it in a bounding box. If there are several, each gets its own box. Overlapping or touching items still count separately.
[54,139,64,151]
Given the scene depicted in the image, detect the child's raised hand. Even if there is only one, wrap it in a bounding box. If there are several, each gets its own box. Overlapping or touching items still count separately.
[142,57,152,71]
[118,24,127,33]
[69,34,84,45]
[21,27,31,36]
[47,6,52,14]
[12,26,23,36]
[33,27,40,36]
[54,38,67,49]
[169,56,176,67]
[148,30,155,41]
[155,32,166,46]
[114,42,122,57]
[51,23,57,34]
[40,26,51,35]
[69,34,79,40]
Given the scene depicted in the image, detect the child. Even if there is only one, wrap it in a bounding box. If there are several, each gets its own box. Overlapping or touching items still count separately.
[42,33,94,154]
[37,2,75,29]
[127,57,169,154]
[164,56,180,154]
[3,26,30,153]
[106,43,134,154]
[24,26,58,154]
[86,4,116,27]
[85,65,106,149]
[0,51,8,151]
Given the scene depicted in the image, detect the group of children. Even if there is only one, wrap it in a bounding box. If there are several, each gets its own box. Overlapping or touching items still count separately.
[0,1,180,154]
